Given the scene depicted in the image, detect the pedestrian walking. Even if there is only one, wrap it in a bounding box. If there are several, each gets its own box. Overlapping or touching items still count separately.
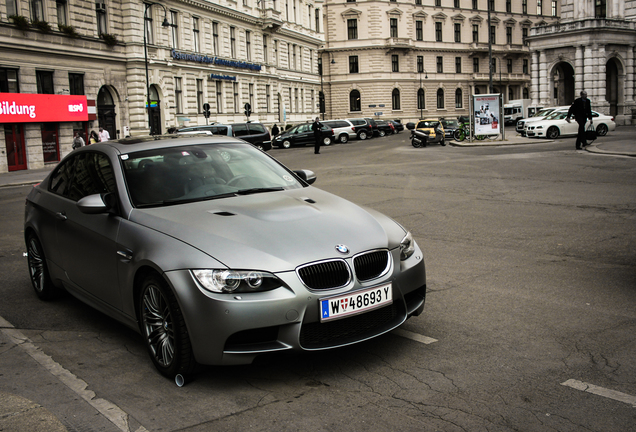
[271,123,280,136]
[98,126,110,142]
[311,117,323,154]
[89,130,99,144]
[565,90,593,150]
[72,132,85,149]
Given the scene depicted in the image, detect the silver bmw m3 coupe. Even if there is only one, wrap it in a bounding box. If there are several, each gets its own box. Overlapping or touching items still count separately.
[24,135,426,381]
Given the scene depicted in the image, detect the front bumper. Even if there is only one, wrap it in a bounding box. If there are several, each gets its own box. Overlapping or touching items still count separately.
[165,245,426,366]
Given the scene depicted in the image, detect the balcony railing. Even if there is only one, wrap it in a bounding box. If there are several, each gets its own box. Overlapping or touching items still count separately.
[530,18,635,37]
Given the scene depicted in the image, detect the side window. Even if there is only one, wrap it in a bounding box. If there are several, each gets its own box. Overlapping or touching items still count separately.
[248,123,266,134]
[50,153,116,201]
[49,156,76,197]
[233,123,249,137]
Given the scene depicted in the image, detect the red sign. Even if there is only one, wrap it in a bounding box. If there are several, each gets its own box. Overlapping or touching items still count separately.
[0,93,88,123]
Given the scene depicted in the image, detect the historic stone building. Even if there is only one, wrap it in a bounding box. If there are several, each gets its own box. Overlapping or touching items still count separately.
[1,0,323,172]
[319,0,559,122]
[527,0,636,124]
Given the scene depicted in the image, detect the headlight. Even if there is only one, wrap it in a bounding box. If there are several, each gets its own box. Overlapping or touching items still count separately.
[399,231,416,261]
[192,269,281,293]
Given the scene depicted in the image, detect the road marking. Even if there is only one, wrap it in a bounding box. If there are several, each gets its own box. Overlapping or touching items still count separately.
[0,315,148,432]
[561,379,636,408]
[392,328,438,344]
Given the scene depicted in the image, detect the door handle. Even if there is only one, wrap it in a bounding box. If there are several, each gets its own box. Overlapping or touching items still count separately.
[55,212,67,221]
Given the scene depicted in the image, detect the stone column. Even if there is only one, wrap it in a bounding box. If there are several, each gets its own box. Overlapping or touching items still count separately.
[626,45,634,103]
[575,45,584,96]
[584,45,594,96]
[539,50,549,106]
[596,44,606,104]
[531,51,540,105]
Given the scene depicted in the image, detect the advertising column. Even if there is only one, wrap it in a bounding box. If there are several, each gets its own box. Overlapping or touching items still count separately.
[473,94,501,136]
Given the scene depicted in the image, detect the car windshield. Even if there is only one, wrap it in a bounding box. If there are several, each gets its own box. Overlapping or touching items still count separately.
[417,121,440,128]
[442,120,459,128]
[533,109,554,117]
[545,111,568,120]
[122,143,303,207]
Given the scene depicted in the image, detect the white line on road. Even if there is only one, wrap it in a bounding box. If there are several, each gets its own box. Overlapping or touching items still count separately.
[561,379,636,408]
[0,315,148,432]
[392,328,438,344]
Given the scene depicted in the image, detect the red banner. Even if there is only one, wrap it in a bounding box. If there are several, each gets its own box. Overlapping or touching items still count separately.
[0,93,88,123]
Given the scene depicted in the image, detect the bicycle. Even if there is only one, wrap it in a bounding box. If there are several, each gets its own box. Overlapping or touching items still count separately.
[453,123,486,142]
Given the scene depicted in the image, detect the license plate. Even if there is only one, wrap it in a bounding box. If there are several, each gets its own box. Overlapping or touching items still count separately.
[319,284,392,322]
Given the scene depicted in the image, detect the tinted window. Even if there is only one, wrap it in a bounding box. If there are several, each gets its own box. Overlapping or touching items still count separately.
[50,152,116,201]
[233,123,249,137]
[248,123,266,134]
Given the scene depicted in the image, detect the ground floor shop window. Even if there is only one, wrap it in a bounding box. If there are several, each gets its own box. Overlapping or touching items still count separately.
[42,123,60,163]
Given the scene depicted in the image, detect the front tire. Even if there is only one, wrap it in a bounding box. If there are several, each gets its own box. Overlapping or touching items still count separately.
[282,140,292,149]
[139,274,196,379]
[378,130,386,137]
[26,233,59,300]
[546,126,560,139]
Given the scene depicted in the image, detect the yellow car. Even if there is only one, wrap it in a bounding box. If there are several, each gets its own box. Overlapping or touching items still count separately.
[415,119,446,146]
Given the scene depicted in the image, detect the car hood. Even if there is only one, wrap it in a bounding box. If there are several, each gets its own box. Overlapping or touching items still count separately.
[128,187,406,272]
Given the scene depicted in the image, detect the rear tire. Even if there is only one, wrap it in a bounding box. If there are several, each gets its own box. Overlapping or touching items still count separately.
[323,136,332,146]
[26,233,60,300]
[139,274,196,379]
[596,124,608,136]
[378,130,386,137]
[358,131,368,140]
[339,134,349,144]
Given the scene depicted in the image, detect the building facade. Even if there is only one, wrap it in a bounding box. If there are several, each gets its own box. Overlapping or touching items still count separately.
[527,0,636,124]
[319,0,559,123]
[1,0,323,173]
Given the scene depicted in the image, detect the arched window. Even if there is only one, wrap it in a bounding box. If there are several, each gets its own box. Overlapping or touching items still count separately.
[392,88,401,110]
[437,88,444,109]
[455,88,463,108]
[350,90,361,112]
[417,88,425,110]
[523,87,529,99]
[508,87,514,101]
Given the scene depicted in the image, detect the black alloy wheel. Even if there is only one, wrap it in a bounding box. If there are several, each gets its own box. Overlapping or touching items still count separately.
[139,274,196,379]
[26,233,59,300]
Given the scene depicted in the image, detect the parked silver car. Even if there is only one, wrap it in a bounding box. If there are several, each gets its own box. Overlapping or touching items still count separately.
[24,135,426,382]
[322,119,357,143]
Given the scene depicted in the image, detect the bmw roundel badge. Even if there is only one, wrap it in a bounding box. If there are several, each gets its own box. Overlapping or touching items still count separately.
[335,244,349,254]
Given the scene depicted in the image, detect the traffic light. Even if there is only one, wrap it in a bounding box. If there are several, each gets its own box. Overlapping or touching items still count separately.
[244,103,251,118]
[203,102,210,118]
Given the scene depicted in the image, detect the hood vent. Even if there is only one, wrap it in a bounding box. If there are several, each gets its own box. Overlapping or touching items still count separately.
[211,211,235,217]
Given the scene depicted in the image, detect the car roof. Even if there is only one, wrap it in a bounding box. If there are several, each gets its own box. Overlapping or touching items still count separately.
[81,134,248,155]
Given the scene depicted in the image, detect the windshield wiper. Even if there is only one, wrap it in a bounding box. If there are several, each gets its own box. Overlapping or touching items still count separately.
[161,192,239,206]
[235,187,285,195]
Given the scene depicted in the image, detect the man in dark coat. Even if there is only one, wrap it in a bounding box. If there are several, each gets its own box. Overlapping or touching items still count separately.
[311,117,323,154]
[566,90,593,150]
[271,124,280,136]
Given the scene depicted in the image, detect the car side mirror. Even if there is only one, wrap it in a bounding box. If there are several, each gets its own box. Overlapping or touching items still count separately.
[77,193,115,214]
[293,169,317,185]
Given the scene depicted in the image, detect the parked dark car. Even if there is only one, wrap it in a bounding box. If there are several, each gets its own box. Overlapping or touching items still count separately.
[346,118,374,140]
[272,123,335,149]
[178,122,272,151]
[389,120,404,133]
[230,122,272,151]
[440,118,460,140]
[364,118,380,137]
[375,120,394,137]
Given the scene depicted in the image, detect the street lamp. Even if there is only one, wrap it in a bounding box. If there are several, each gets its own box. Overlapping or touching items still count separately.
[419,69,428,119]
[144,2,171,135]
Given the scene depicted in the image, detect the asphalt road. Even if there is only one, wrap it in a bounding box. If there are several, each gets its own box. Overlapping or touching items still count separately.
[1,132,635,432]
